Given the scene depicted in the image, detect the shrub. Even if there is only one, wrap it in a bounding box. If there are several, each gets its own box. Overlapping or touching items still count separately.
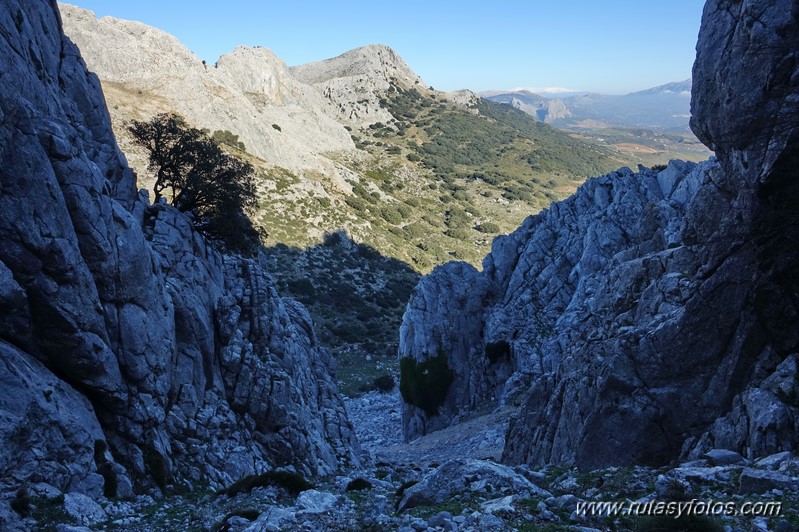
[271,123,282,132]
[10,488,30,517]
[380,206,404,224]
[346,478,373,491]
[98,462,118,498]
[445,227,471,240]
[404,222,428,239]
[142,446,169,491]
[287,278,315,297]
[399,350,454,416]
[211,129,246,151]
[372,374,395,392]
[477,222,500,234]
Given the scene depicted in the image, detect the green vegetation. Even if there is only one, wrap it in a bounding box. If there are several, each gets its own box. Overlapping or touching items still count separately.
[129,114,262,254]
[27,495,75,529]
[372,374,395,392]
[206,81,638,395]
[211,129,246,151]
[399,350,454,416]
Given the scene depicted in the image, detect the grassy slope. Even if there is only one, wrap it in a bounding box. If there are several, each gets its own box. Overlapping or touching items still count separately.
[107,80,635,396]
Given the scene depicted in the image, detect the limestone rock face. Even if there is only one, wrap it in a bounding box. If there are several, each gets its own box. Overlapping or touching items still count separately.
[399,0,799,469]
[399,262,489,439]
[690,0,799,187]
[58,3,354,174]
[0,0,358,505]
[291,44,425,126]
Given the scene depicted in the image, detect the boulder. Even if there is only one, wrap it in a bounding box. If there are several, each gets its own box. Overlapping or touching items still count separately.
[63,493,107,527]
[397,459,550,512]
[739,468,799,494]
[703,449,745,466]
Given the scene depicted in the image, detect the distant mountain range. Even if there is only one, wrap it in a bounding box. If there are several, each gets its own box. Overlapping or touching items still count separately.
[482,79,693,132]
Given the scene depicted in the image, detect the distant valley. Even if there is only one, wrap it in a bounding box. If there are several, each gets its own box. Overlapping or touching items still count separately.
[482,79,712,165]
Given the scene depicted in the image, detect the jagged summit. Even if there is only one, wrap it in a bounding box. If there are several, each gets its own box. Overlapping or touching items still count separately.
[59,3,354,174]
[291,44,424,88]
[290,44,426,126]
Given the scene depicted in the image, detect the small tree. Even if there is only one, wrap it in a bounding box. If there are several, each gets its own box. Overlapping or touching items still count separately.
[129,114,262,254]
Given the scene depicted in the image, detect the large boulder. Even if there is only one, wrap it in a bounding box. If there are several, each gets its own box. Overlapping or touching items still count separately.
[396,459,551,512]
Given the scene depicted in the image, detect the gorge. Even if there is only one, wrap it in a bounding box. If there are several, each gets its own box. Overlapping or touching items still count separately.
[0,0,797,530]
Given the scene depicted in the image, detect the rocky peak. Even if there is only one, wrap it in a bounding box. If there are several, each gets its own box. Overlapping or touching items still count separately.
[690,0,799,188]
[291,43,424,89]
[215,45,303,106]
[58,3,354,175]
[291,44,426,126]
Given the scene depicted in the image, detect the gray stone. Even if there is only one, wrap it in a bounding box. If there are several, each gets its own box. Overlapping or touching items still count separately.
[397,458,550,512]
[398,0,799,471]
[703,449,745,466]
[59,4,354,179]
[755,452,793,470]
[0,0,358,506]
[427,511,455,530]
[739,468,799,494]
[63,493,107,527]
[244,507,297,532]
[295,490,338,514]
[480,495,515,514]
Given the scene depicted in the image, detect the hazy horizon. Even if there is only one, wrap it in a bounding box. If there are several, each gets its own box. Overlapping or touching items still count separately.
[62,0,705,95]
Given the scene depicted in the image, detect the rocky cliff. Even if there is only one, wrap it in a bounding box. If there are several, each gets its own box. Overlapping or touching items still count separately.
[400,0,799,470]
[0,0,358,521]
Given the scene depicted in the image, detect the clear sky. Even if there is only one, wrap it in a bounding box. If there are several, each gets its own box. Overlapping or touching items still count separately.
[63,1,706,95]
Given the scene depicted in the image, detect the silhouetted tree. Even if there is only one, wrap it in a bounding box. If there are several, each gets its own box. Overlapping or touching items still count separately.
[129,114,263,254]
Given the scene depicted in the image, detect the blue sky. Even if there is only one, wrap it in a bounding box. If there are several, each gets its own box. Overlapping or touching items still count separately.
[63,1,706,94]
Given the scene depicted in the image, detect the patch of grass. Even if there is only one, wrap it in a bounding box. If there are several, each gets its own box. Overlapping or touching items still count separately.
[28,495,75,529]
